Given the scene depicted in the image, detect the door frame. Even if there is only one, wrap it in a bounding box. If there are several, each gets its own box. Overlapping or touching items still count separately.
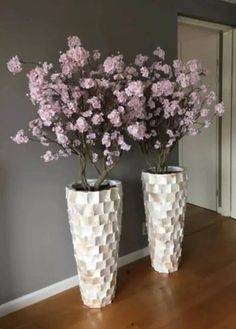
[177,16,233,217]
[231,30,236,219]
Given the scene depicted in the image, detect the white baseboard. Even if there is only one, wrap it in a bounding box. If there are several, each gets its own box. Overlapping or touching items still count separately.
[0,246,149,318]
[0,275,79,319]
[118,246,149,268]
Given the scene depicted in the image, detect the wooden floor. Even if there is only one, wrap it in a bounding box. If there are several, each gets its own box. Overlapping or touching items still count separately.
[1,205,236,329]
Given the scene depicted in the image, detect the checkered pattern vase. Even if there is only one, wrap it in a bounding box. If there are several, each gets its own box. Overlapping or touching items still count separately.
[142,167,187,273]
[66,180,122,308]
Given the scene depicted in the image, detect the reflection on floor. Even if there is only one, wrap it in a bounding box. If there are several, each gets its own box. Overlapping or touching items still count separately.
[1,205,236,329]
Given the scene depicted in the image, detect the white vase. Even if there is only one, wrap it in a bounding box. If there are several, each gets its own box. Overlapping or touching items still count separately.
[66,179,122,308]
[142,166,187,274]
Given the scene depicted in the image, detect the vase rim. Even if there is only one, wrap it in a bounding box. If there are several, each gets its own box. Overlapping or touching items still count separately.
[142,166,186,176]
[66,179,122,193]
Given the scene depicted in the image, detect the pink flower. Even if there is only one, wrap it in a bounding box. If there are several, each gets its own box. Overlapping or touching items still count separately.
[188,127,198,136]
[140,67,149,77]
[102,133,111,147]
[57,134,69,146]
[103,55,124,74]
[125,81,144,97]
[118,135,131,151]
[160,64,171,75]
[80,78,95,89]
[27,66,47,104]
[154,141,161,149]
[206,91,217,105]
[200,108,209,117]
[91,114,103,125]
[162,100,179,118]
[110,131,118,140]
[125,66,138,79]
[11,130,29,144]
[215,103,225,116]
[105,153,114,166]
[59,46,89,76]
[173,61,185,77]
[7,56,22,74]
[86,133,96,144]
[204,121,211,128]
[92,153,98,163]
[127,95,143,108]
[41,62,53,74]
[152,80,174,97]
[82,110,93,118]
[108,110,121,127]
[200,84,208,93]
[153,47,165,60]
[166,138,175,148]
[127,97,145,119]
[41,150,57,162]
[38,103,60,126]
[189,92,198,104]
[96,79,110,89]
[29,119,43,137]
[189,72,200,85]
[62,106,75,118]
[67,36,81,48]
[166,129,175,138]
[120,141,131,151]
[58,149,71,158]
[31,127,41,137]
[87,96,101,109]
[187,59,201,73]
[39,137,49,146]
[135,54,148,67]
[176,73,190,88]
[54,126,69,146]
[71,86,82,100]
[113,90,128,103]
[74,117,89,133]
[67,101,77,114]
[148,98,155,109]
[127,122,146,140]
[51,81,69,103]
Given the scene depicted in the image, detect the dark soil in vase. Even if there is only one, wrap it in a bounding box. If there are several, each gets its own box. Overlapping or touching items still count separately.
[71,182,115,192]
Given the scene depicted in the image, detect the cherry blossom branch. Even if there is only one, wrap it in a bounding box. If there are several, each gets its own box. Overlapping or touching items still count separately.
[94,162,115,190]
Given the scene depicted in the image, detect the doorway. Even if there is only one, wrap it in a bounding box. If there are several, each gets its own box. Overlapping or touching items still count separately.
[177,17,232,216]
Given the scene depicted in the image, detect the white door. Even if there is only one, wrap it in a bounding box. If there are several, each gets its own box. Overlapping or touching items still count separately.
[178,23,220,211]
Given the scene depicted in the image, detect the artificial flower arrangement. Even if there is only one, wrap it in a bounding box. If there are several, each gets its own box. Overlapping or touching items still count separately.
[8,36,136,191]
[125,47,224,274]
[7,36,224,182]
[126,49,224,173]
[7,35,224,304]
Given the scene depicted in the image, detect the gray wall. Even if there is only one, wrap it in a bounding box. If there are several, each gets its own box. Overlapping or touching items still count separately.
[0,0,236,304]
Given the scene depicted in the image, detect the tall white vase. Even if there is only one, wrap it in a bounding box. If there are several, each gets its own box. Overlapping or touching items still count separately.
[66,180,122,308]
[142,167,187,274]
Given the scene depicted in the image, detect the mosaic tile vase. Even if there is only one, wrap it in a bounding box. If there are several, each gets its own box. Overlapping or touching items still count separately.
[142,167,187,274]
[66,180,123,308]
